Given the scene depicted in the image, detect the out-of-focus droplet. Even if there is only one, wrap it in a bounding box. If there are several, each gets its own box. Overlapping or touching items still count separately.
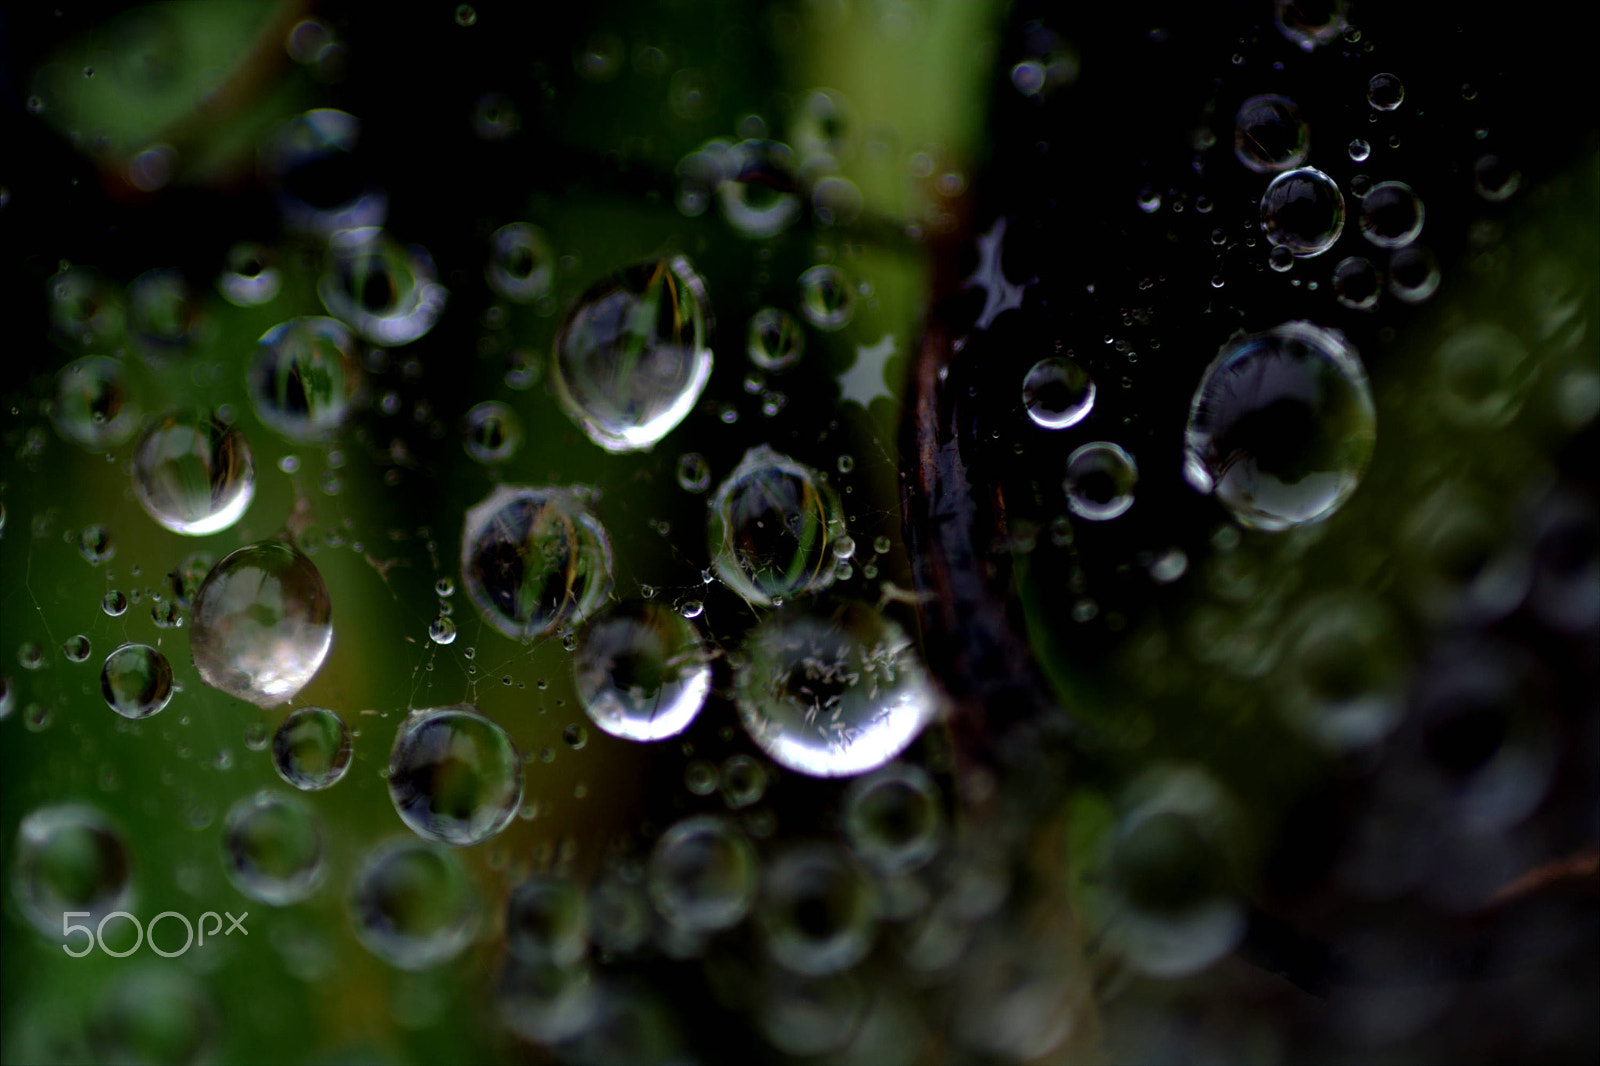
[272,706,353,790]
[1388,245,1440,303]
[1184,321,1375,531]
[79,524,114,564]
[460,484,613,641]
[1064,442,1138,521]
[1274,0,1347,51]
[351,839,479,969]
[131,412,255,535]
[798,265,855,331]
[387,706,522,846]
[1022,357,1095,429]
[1357,181,1423,249]
[250,317,365,442]
[319,227,447,346]
[486,223,554,303]
[1473,154,1521,202]
[1260,167,1345,257]
[841,763,944,873]
[1431,323,1531,427]
[676,453,711,493]
[552,257,713,453]
[747,307,805,372]
[262,109,387,236]
[719,754,767,809]
[708,445,843,606]
[62,635,91,663]
[222,791,325,905]
[101,643,173,719]
[463,401,522,464]
[759,843,878,975]
[717,140,802,238]
[217,243,281,307]
[507,875,588,966]
[1333,256,1380,310]
[1277,594,1407,751]
[573,601,711,742]
[127,269,202,362]
[190,539,333,707]
[51,356,138,451]
[14,804,131,936]
[733,599,938,778]
[48,267,122,348]
[1233,94,1309,174]
[647,815,759,932]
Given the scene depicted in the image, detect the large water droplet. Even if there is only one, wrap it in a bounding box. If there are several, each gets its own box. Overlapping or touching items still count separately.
[709,445,844,606]
[1183,321,1375,531]
[647,815,759,932]
[14,804,131,936]
[222,791,325,905]
[733,599,939,778]
[351,839,479,969]
[190,540,333,707]
[552,256,713,453]
[387,705,523,846]
[1233,94,1309,174]
[51,356,138,450]
[460,485,614,641]
[131,412,255,535]
[572,601,711,742]
[319,227,447,345]
[272,706,354,790]
[250,317,365,442]
[1260,167,1345,257]
[101,643,173,718]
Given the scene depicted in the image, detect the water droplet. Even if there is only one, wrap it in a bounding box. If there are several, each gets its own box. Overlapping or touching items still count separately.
[1277,594,1406,751]
[1357,181,1424,249]
[48,267,122,348]
[101,643,173,718]
[1274,0,1348,51]
[841,762,943,873]
[79,524,114,564]
[63,635,91,663]
[709,446,844,606]
[454,4,477,27]
[798,265,855,331]
[647,814,759,932]
[1431,323,1531,427]
[460,485,614,641]
[101,590,128,616]
[1347,138,1371,163]
[733,599,937,778]
[552,257,713,453]
[748,307,805,372]
[793,88,856,164]
[191,540,333,707]
[684,759,718,795]
[1268,245,1295,272]
[14,804,131,936]
[573,601,711,742]
[507,875,587,966]
[1021,357,1096,430]
[351,839,479,969]
[1149,548,1189,583]
[51,356,138,450]
[719,754,768,809]
[1473,154,1521,202]
[1388,245,1440,303]
[272,706,354,790]
[319,228,447,345]
[127,270,202,361]
[130,412,255,535]
[486,223,554,303]
[1064,442,1138,521]
[718,140,802,238]
[1367,72,1404,111]
[1260,167,1345,257]
[1332,256,1380,310]
[1233,95,1309,174]
[388,706,523,846]
[463,401,522,464]
[222,791,325,905]
[759,843,878,975]
[1183,321,1375,530]
[262,109,387,237]
[217,242,281,307]
[250,317,365,442]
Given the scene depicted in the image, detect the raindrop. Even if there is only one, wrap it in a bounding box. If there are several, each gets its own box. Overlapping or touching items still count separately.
[747,307,805,371]
[759,843,878,976]
[429,616,456,644]
[1260,167,1345,257]
[190,539,333,707]
[51,356,138,451]
[798,265,855,330]
[708,445,844,606]
[463,401,522,464]
[1269,245,1295,272]
[319,228,447,346]
[572,601,712,742]
[217,242,281,307]
[1357,181,1424,249]
[717,140,802,238]
[733,598,938,778]
[552,257,713,453]
[485,223,555,303]
[647,814,759,932]
[272,706,354,790]
[435,577,455,597]
[460,484,613,641]
[127,270,202,362]
[1183,321,1375,530]
[719,754,768,809]
[1233,94,1310,174]
[1332,256,1381,310]
[13,804,131,936]
[351,839,479,969]
[387,706,523,846]
[1022,358,1095,429]
[841,762,944,873]
[250,317,365,442]
[1064,442,1138,521]
[676,453,711,493]
[1367,72,1404,111]
[130,412,255,535]
[101,643,173,719]
[1274,0,1348,51]
[507,875,588,966]
[63,635,91,663]
[79,525,114,564]
[1388,246,1440,303]
[101,590,128,616]
[1473,154,1521,202]
[222,791,325,905]
[1347,138,1370,163]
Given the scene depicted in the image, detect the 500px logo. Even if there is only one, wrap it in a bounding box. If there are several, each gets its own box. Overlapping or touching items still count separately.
[61,910,248,958]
